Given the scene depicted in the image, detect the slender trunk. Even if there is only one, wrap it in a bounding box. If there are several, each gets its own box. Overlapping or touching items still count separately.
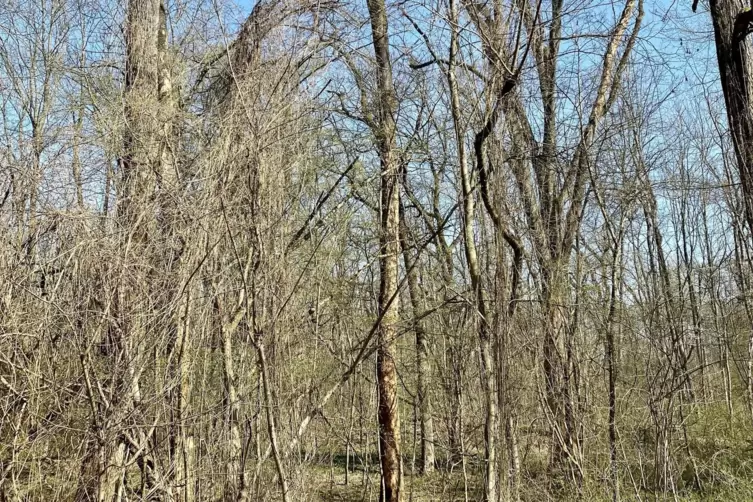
[102,162,112,226]
[72,14,88,210]
[439,239,462,465]
[218,299,246,501]
[455,78,497,502]
[605,241,622,502]
[400,222,435,474]
[447,340,463,467]
[171,294,193,502]
[72,19,87,210]
[366,0,402,499]
[257,342,290,502]
[505,415,521,502]
[702,200,733,416]
[26,126,42,261]
[496,242,521,502]
[678,183,705,400]
[446,1,497,497]
[72,108,85,209]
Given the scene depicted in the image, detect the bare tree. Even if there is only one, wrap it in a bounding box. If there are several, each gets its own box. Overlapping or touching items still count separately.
[365,0,403,499]
[699,0,753,234]
[5,1,753,501]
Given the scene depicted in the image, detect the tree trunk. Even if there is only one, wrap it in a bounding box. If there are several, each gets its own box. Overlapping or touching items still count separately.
[606,241,622,502]
[542,263,578,478]
[400,221,435,474]
[446,2,499,498]
[366,0,402,499]
[216,297,247,501]
[76,1,163,499]
[171,295,193,502]
[454,73,498,502]
[706,0,753,236]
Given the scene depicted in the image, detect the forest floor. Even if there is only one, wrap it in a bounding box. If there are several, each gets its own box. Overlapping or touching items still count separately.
[312,468,478,502]
[307,463,753,501]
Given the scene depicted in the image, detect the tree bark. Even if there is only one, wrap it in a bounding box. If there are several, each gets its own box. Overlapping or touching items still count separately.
[216,295,247,501]
[75,1,164,500]
[452,64,498,502]
[705,0,753,431]
[400,220,435,474]
[706,0,753,235]
[365,0,402,499]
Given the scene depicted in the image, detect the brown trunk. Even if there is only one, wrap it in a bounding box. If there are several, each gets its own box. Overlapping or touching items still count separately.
[706,0,753,236]
[542,264,577,476]
[400,221,435,474]
[216,295,246,501]
[75,1,163,499]
[447,2,499,498]
[72,107,85,209]
[456,79,498,502]
[706,0,753,430]
[366,0,402,499]
[605,244,622,502]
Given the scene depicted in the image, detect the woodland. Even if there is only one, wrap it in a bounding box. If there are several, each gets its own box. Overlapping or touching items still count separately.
[3,0,753,501]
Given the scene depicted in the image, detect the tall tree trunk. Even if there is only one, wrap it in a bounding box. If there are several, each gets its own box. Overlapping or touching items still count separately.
[435,196,462,466]
[171,294,193,502]
[257,341,291,502]
[400,220,435,474]
[365,0,402,499]
[705,0,753,236]
[75,1,164,500]
[495,240,522,502]
[605,240,622,502]
[446,2,500,498]
[216,296,246,502]
[705,0,753,430]
[453,69,498,502]
[152,4,193,500]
